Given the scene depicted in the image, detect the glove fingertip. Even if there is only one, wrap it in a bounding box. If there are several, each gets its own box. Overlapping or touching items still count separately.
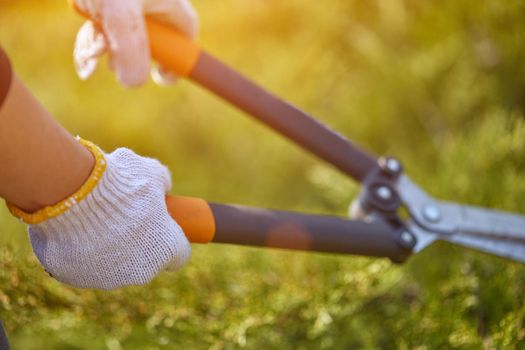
[74,21,107,81]
[151,65,179,86]
[115,63,150,88]
[75,59,98,80]
[100,0,151,88]
[164,219,191,271]
[177,0,199,39]
[164,241,191,271]
[161,165,173,194]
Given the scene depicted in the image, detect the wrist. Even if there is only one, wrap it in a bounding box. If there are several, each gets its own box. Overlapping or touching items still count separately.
[7,138,102,223]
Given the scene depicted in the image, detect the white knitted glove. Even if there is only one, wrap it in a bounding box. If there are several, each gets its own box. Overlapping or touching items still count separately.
[28,147,191,290]
[73,0,198,87]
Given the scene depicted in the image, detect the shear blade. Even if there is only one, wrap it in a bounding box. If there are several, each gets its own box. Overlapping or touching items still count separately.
[433,204,525,262]
[398,176,525,263]
[452,203,525,241]
[408,224,525,263]
[443,232,525,263]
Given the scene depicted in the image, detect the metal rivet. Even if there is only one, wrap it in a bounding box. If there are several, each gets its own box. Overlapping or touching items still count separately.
[400,231,415,245]
[376,186,393,201]
[422,205,441,222]
[386,159,401,173]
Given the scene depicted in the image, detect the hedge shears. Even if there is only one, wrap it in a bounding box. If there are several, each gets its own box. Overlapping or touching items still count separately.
[76,7,525,265]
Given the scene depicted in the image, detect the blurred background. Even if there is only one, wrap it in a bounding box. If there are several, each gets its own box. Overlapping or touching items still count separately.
[1,0,525,348]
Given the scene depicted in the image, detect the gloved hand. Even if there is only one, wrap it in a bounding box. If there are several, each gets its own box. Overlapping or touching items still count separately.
[73,0,198,87]
[9,140,191,290]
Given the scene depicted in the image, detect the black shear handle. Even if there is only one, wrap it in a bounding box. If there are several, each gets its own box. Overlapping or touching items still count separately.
[210,202,410,262]
[190,52,378,182]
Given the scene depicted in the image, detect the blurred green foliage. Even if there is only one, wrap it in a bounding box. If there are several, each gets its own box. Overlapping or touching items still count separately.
[1,0,525,348]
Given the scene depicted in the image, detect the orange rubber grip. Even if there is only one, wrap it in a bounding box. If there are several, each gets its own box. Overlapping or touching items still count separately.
[166,195,216,243]
[146,18,201,77]
[72,3,201,77]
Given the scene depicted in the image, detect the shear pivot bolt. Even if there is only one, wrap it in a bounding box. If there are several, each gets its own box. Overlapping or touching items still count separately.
[422,205,441,222]
[376,186,393,201]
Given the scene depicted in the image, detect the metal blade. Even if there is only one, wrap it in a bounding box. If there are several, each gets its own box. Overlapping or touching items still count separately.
[444,232,525,263]
[438,203,525,262]
[407,218,525,263]
[409,222,525,263]
[398,175,525,263]
[449,203,525,242]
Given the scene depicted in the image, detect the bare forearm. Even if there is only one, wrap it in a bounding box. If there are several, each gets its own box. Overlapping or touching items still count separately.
[0,48,94,213]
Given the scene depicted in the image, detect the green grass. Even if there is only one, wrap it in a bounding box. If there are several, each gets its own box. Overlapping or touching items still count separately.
[1,0,525,348]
